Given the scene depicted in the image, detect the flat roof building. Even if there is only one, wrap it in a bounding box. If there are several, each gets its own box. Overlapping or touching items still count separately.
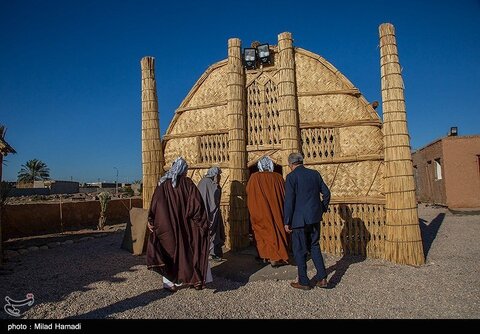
[412,134,480,210]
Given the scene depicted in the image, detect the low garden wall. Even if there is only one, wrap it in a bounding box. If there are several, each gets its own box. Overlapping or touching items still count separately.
[2,198,142,240]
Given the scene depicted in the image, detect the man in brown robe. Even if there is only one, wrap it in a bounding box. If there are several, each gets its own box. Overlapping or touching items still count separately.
[146,157,211,292]
[246,156,289,267]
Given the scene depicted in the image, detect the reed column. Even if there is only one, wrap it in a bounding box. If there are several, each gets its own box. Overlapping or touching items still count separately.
[379,23,424,265]
[141,56,164,210]
[227,38,249,250]
[277,32,300,175]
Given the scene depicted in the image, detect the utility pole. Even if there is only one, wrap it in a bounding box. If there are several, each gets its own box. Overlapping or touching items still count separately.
[113,167,118,196]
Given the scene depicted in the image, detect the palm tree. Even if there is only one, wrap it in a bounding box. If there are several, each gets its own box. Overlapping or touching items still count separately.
[17,159,50,183]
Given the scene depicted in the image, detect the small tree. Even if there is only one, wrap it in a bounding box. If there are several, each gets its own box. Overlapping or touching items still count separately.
[98,191,111,230]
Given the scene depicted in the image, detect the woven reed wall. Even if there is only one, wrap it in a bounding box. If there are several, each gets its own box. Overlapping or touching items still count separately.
[295,50,348,92]
[322,203,386,258]
[168,105,229,135]
[301,128,338,160]
[198,133,229,164]
[293,47,387,255]
[309,162,385,198]
[162,60,229,167]
[183,63,228,107]
[339,126,384,156]
[163,137,198,165]
[246,73,281,147]
[158,33,397,258]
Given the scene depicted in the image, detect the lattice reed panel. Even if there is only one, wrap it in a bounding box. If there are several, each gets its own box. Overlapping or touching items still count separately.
[247,81,262,145]
[301,128,338,160]
[198,134,229,163]
[366,203,386,258]
[264,80,280,145]
[247,78,280,146]
[321,203,386,258]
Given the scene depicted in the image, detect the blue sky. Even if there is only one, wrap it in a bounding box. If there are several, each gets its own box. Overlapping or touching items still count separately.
[1,0,479,183]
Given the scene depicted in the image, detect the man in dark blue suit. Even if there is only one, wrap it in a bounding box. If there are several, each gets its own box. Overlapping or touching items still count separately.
[284,152,331,290]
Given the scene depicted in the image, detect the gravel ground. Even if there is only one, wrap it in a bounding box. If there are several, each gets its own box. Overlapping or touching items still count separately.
[0,204,478,319]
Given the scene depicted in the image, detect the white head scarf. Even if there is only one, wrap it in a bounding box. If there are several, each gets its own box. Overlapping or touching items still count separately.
[257,156,274,172]
[205,166,222,178]
[159,157,188,188]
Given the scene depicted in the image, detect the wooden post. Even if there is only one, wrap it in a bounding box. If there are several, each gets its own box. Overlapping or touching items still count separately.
[227,38,249,250]
[141,57,164,211]
[379,23,425,266]
[277,32,300,176]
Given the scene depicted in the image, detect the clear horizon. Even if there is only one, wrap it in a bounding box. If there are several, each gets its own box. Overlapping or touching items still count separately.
[1,0,479,183]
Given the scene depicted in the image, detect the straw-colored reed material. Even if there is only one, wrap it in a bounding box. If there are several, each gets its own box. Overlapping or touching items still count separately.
[226,38,249,250]
[294,48,352,92]
[322,203,386,258]
[156,33,387,255]
[141,57,164,210]
[163,136,198,166]
[247,76,281,147]
[298,95,374,124]
[294,48,379,123]
[145,29,423,264]
[180,61,228,110]
[310,161,385,198]
[379,23,424,266]
[277,32,300,173]
[165,60,228,138]
[168,105,229,136]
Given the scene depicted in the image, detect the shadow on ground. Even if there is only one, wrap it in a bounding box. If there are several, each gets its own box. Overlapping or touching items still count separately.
[70,289,167,319]
[419,213,445,258]
[326,255,366,288]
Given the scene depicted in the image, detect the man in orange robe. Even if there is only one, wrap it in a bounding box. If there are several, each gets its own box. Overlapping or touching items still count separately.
[246,156,289,267]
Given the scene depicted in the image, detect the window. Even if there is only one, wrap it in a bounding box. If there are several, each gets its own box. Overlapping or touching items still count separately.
[434,158,442,180]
